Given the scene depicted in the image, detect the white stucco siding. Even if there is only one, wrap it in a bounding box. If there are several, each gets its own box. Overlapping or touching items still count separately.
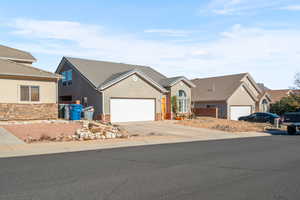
[0,78,57,103]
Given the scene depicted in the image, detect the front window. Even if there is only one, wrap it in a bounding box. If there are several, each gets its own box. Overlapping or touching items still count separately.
[20,85,40,102]
[31,86,40,101]
[61,70,72,86]
[178,90,188,113]
[20,86,30,101]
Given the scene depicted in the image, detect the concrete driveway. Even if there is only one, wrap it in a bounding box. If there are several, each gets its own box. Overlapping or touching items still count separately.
[117,120,270,141]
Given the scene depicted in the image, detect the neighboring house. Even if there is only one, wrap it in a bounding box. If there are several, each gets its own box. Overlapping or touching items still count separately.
[0,44,60,120]
[267,89,300,104]
[55,57,195,122]
[191,73,272,120]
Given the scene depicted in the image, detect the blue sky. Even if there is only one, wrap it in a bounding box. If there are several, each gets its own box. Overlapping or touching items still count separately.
[1,0,300,89]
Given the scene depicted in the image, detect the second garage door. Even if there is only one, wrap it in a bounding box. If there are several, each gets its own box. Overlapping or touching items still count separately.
[110,98,155,123]
[230,106,251,121]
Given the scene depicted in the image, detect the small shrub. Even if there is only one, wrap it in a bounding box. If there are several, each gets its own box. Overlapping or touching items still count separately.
[39,134,52,141]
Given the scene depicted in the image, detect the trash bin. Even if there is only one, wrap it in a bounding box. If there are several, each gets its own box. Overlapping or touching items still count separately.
[69,104,83,120]
[58,104,65,119]
[64,104,70,120]
[83,106,94,120]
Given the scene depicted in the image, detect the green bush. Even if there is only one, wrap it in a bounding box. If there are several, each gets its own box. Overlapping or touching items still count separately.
[270,94,300,115]
[171,96,178,115]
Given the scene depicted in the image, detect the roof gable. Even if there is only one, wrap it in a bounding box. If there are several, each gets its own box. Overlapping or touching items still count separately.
[228,83,259,103]
[99,69,168,92]
[159,76,195,88]
[242,74,262,95]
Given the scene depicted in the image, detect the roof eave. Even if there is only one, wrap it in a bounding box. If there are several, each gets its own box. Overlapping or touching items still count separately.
[244,73,263,95]
[168,77,196,88]
[0,56,36,63]
[0,73,60,80]
[192,99,227,102]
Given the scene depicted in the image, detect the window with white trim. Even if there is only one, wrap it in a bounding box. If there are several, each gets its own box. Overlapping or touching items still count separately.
[20,85,40,102]
[177,90,188,113]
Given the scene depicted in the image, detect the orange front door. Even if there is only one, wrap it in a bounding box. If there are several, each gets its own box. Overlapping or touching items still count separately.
[161,96,166,120]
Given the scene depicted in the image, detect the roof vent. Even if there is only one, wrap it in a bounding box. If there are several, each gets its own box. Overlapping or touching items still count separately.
[208,83,215,92]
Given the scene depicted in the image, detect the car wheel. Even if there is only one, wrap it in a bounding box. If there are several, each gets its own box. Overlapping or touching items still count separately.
[287,126,297,135]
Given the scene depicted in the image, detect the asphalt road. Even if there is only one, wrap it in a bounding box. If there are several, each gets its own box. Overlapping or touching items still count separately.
[1,136,300,200]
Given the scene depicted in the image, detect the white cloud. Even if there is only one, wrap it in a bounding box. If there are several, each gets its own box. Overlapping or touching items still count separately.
[281,5,300,11]
[144,29,194,37]
[201,0,297,15]
[6,18,300,89]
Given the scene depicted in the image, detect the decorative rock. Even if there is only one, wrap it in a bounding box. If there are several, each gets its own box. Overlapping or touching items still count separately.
[74,121,129,141]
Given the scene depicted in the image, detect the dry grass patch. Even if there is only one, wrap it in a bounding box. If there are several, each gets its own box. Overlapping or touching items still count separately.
[176,117,270,132]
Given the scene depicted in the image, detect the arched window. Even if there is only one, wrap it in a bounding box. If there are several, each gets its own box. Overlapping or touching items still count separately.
[178,90,188,113]
[262,99,268,112]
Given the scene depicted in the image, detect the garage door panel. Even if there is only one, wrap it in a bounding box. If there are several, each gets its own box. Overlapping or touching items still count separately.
[230,106,251,121]
[110,99,155,122]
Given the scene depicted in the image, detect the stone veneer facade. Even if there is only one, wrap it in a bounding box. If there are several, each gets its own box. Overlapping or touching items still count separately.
[0,103,58,121]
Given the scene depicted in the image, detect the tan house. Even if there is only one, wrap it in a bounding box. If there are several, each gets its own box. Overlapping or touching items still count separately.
[55,57,195,122]
[191,73,272,120]
[0,45,60,120]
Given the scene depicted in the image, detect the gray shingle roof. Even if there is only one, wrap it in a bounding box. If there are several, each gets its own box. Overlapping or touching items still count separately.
[159,76,196,88]
[0,59,59,79]
[0,45,36,62]
[63,57,168,88]
[257,83,270,92]
[191,73,248,102]
[61,57,194,91]
[159,76,182,87]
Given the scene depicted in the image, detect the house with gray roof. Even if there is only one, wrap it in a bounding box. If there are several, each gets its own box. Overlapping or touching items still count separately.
[191,73,272,120]
[55,57,195,122]
[0,44,60,120]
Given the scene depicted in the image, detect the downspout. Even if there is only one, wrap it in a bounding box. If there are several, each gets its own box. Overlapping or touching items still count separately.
[101,91,105,116]
[97,89,105,121]
[56,78,59,104]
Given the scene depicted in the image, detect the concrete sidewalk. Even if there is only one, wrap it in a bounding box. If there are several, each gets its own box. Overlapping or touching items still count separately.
[0,127,25,145]
[0,131,270,158]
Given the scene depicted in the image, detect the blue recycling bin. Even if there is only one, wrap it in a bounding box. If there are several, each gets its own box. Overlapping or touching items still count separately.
[69,104,83,120]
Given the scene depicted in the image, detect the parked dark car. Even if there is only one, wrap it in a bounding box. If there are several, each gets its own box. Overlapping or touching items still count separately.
[282,112,300,135]
[238,112,280,124]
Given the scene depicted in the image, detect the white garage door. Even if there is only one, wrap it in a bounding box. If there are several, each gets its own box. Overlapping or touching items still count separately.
[110,98,155,123]
[230,106,251,120]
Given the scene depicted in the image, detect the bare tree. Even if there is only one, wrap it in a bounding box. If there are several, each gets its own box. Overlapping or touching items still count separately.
[295,73,300,89]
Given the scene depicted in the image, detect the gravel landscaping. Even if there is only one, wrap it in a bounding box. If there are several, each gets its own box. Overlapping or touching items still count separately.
[176,117,271,132]
[1,120,129,143]
[1,121,82,143]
